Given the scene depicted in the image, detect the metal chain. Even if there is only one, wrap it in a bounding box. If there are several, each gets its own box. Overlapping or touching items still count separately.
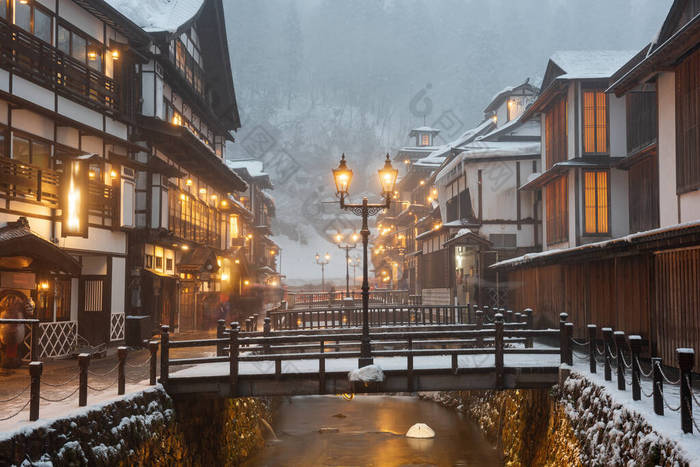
[40,386,80,402]
[125,355,151,368]
[620,351,632,369]
[571,338,589,346]
[657,383,681,412]
[87,378,118,392]
[42,372,79,387]
[87,362,120,377]
[636,357,653,378]
[640,381,654,398]
[0,384,30,403]
[688,400,700,433]
[0,399,31,421]
[686,375,700,407]
[595,342,606,356]
[655,361,681,385]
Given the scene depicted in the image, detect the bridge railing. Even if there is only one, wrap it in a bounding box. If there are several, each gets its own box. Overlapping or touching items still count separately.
[286,290,409,309]
[159,310,562,393]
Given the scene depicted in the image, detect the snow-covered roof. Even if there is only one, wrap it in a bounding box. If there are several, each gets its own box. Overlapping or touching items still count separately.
[436,141,541,182]
[550,50,638,80]
[413,119,495,168]
[491,220,700,270]
[410,126,441,135]
[104,0,204,33]
[225,159,268,178]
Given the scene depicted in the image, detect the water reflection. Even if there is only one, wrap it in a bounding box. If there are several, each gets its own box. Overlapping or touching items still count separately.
[243,395,502,466]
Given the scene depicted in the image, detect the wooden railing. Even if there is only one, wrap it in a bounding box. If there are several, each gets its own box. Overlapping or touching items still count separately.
[0,19,119,115]
[160,310,557,392]
[287,290,409,309]
[0,155,60,206]
[87,180,114,219]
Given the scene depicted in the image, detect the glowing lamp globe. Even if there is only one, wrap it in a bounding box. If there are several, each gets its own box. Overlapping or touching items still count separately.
[333,153,353,196]
[378,154,398,197]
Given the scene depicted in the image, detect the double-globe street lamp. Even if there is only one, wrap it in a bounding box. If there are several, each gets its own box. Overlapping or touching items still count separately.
[315,252,330,292]
[332,153,398,367]
[334,232,359,298]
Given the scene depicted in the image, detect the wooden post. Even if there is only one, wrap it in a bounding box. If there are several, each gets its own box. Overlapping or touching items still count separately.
[475,310,484,347]
[652,357,663,416]
[514,312,522,325]
[229,322,239,397]
[678,348,695,434]
[505,310,513,323]
[253,314,259,331]
[148,340,158,386]
[29,361,41,421]
[117,346,127,395]
[407,336,413,393]
[452,353,458,374]
[588,325,597,374]
[614,331,626,391]
[495,313,504,388]
[78,353,90,407]
[319,339,326,394]
[523,308,533,348]
[160,325,170,385]
[559,313,568,364]
[216,319,226,357]
[30,321,40,361]
[263,317,271,354]
[629,335,642,401]
[602,327,612,381]
[275,358,282,378]
[565,322,574,366]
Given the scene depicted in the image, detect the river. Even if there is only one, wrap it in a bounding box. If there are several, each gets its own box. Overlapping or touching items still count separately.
[244,395,502,466]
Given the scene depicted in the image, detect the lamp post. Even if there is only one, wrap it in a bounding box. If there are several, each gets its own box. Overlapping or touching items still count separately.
[334,232,359,297]
[332,153,398,367]
[315,252,330,292]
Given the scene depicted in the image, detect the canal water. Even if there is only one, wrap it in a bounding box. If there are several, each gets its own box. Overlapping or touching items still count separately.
[244,395,502,466]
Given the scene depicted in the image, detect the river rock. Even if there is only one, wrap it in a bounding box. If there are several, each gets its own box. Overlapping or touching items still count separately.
[405,423,435,438]
[348,364,384,382]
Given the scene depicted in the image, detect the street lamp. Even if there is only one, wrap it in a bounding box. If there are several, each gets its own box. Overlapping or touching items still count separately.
[315,252,330,292]
[335,232,359,297]
[332,153,398,367]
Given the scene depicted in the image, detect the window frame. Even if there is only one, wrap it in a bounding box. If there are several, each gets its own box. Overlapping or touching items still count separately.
[545,96,567,169]
[55,20,104,71]
[14,0,53,45]
[10,130,53,169]
[582,89,609,155]
[676,47,700,194]
[582,169,610,235]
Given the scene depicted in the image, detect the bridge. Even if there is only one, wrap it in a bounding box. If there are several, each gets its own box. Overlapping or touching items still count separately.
[160,306,571,398]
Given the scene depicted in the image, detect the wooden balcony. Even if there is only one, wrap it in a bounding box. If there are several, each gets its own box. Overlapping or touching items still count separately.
[0,155,59,206]
[0,19,119,115]
[88,180,114,220]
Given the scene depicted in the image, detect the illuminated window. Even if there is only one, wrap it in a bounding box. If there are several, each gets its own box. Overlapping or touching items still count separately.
[230,214,239,240]
[420,134,430,146]
[583,91,608,154]
[545,175,568,244]
[584,171,609,234]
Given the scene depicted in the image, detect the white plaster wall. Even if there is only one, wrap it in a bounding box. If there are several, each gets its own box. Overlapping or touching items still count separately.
[12,109,53,140]
[568,169,576,245]
[657,72,678,227]
[81,135,103,156]
[110,257,126,315]
[680,191,700,221]
[60,0,103,43]
[56,126,80,148]
[36,0,56,12]
[610,168,629,238]
[13,77,54,110]
[478,161,518,220]
[81,256,107,275]
[141,67,156,117]
[8,199,52,218]
[568,83,577,158]
[609,94,627,157]
[0,69,9,93]
[105,118,128,140]
[57,97,102,131]
[0,99,8,125]
[57,227,127,255]
[0,212,52,239]
[70,277,79,321]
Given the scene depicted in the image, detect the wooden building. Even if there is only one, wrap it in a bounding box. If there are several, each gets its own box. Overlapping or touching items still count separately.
[494,0,700,371]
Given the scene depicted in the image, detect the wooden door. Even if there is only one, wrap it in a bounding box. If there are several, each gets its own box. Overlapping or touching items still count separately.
[78,276,108,346]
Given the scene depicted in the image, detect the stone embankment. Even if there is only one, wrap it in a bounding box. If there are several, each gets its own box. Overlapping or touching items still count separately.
[423,373,690,466]
[0,387,270,466]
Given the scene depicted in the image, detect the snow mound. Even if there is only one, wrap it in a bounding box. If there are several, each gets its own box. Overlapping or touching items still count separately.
[405,423,435,439]
[348,365,384,382]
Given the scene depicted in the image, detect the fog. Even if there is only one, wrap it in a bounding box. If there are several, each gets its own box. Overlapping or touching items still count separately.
[224,0,671,285]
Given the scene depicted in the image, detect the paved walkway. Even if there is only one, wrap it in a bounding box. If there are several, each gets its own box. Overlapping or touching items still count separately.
[0,329,218,433]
